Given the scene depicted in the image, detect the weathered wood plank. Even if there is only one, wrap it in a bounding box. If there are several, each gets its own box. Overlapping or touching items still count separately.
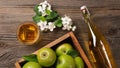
[0,0,120,68]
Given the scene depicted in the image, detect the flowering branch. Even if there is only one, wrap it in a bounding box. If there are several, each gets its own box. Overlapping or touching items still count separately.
[33,1,76,32]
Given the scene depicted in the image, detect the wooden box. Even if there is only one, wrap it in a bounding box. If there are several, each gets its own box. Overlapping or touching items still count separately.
[15,32,92,68]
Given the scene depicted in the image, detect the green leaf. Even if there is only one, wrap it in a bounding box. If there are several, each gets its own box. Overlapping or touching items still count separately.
[54,18,62,27]
[34,5,38,12]
[46,9,51,15]
[67,49,79,58]
[34,5,42,16]
[46,11,58,21]
[33,15,41,23]
[23,54,38,62]
[40,16,46,21]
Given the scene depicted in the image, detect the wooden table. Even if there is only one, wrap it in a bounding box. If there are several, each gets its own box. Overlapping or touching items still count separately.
[0,0,120,68]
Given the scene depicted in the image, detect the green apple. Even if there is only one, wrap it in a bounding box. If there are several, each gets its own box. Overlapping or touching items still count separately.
[23,62,42,68]
[37,47,56,67]
[75,57,84,68]
[56,54,75,68]
[56,43,73,56]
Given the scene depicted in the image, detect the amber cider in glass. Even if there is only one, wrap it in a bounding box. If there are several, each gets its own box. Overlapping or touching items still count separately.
[17,22,40,45]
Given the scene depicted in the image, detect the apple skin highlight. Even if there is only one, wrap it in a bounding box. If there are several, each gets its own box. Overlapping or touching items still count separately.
[56,43,73,56]
[56,54,76,68]
[37,47,56,67]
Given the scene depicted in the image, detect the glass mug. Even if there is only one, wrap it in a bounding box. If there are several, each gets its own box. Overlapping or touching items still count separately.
[17,22,40,45]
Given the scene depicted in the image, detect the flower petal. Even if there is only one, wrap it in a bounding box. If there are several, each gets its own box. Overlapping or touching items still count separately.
[48,22,56,31]
[72,26,76,31]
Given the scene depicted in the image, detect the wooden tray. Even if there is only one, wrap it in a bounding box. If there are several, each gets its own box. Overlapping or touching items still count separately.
[15,32,92,68]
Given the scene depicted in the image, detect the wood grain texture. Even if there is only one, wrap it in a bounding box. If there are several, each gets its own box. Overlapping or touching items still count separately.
[0,0,120,68]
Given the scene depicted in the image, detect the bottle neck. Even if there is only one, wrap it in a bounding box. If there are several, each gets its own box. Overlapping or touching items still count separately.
[81,5,91,24]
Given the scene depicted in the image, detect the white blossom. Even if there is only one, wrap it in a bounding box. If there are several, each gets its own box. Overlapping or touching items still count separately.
[48,22,56,31]
[62,25,72,31]
[37,21,48,31]
[61,15,72,25]
[38,1,52,16]
[38,6,46,16]
[61,15,75,31]
[72,26,76,31]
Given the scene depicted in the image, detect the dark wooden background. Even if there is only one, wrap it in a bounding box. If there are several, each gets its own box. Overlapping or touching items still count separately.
[0,0,120,68]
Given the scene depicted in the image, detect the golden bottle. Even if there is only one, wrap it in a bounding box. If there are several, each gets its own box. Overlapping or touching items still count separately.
[81,6,117,68]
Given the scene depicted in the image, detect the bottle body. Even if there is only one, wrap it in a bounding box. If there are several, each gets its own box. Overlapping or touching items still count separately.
[81,6,117,68]
[88,22,116,68]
